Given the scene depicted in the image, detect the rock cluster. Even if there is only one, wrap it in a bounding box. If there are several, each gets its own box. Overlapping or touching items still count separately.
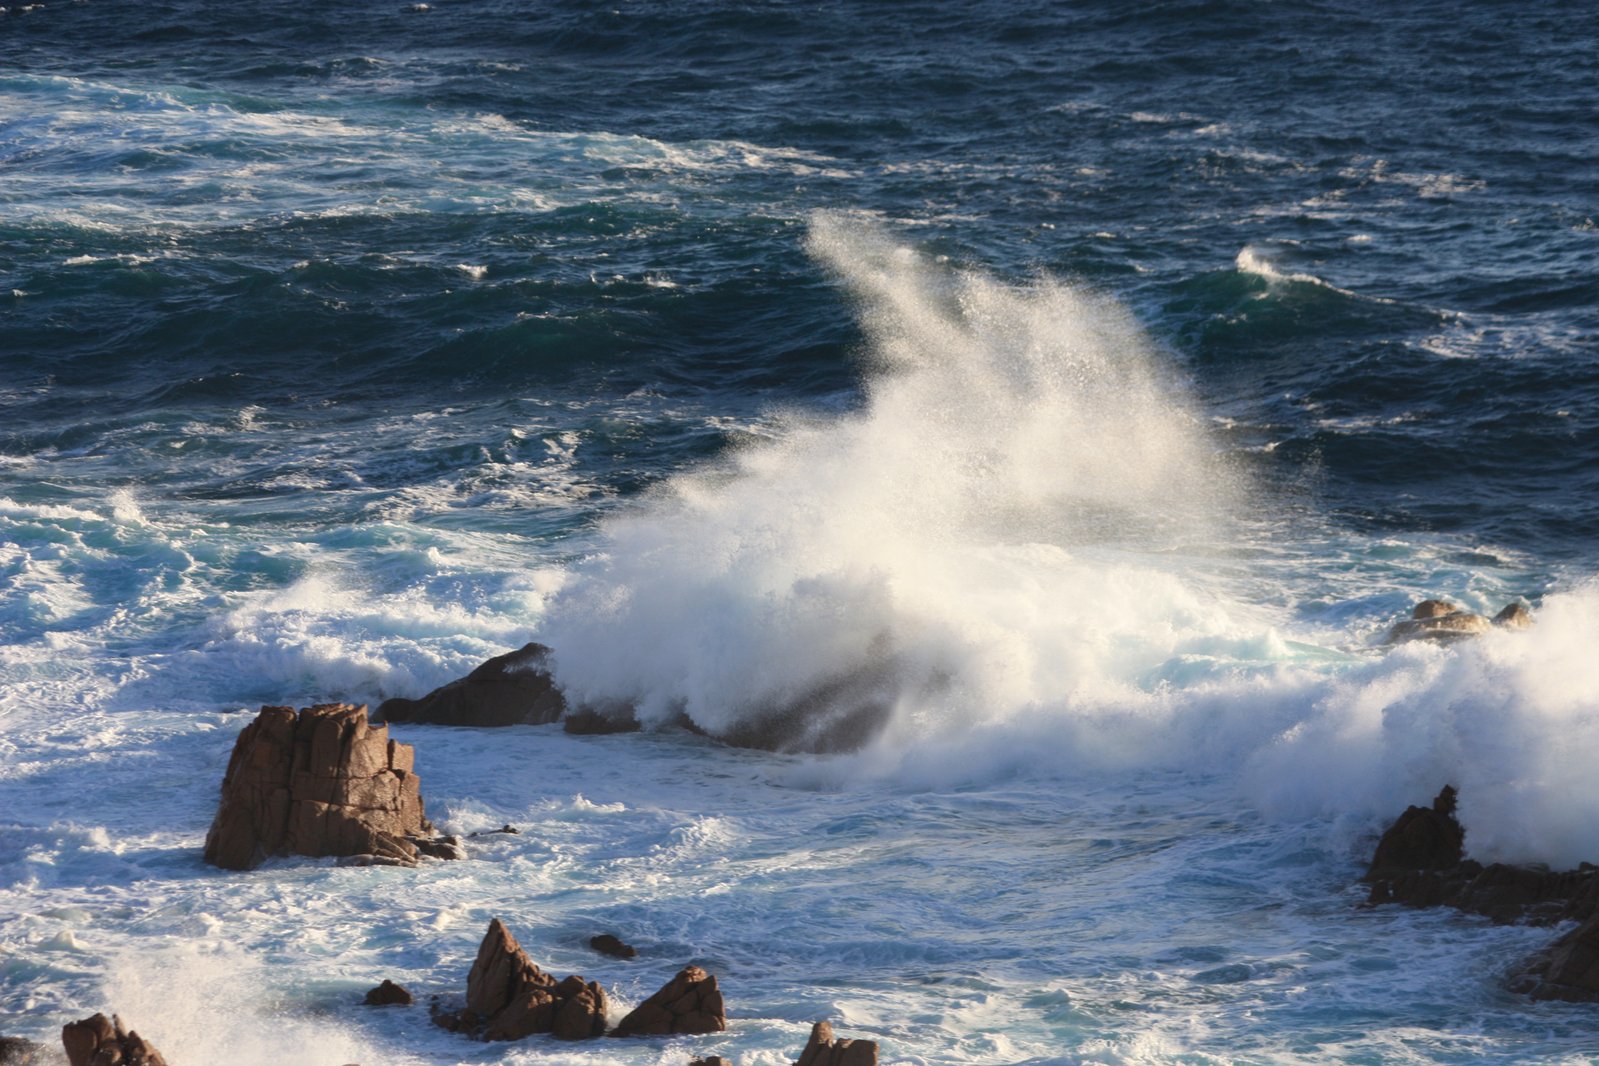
[203,703,457,870]
[435,919,608,1041]
[610,965,726,1037]
[376,643,566,728]
[62,1014,167,1066]
[375,643,894,753]
[795,1021,877,1066]
[1365,785,1599,1000]
[1383,599,1533,646]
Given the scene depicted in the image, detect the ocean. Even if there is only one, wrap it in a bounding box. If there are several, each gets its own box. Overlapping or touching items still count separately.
[4,0,1599,1061]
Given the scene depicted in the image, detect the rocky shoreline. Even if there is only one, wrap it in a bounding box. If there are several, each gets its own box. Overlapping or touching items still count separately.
[1364,785,1599,1001]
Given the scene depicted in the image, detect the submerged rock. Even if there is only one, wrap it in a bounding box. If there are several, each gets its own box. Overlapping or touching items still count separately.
[376,643,566,727]
[435,919,607,1041]
[364,979,413,1006]
[1383,600,1534,646]
[203,702,456,870]
[610,965,726,1037]
[794,1021,877,1066]
[562,707,642,735]
[590,933,637,959]
[61,1014,166,1066]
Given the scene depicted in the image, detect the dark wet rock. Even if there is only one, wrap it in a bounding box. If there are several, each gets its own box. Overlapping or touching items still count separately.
[610,965,726,1037]
[691,1059,734,1066]
[1364,786,1599,999]
[590,933,637,959]
[713,661,899,754]
[469,824,520,837]
[375,643,566,727]
[1365,786,1464,881]
[410,834,467,860]
[364,979,413,1006]
[1493,602,1534,629]
[434,919,607,1041]
[1384,600,1534,646]
[62,1014,166,1066]
[203,702,457,870]
[0,1036,47,1064]
[1513,910,1599,1001]
[563,706,642,735]
[794,1021,878,1066]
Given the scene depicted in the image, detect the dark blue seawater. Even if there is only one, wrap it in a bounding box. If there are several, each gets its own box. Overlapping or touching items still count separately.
[5,2,1599,1062]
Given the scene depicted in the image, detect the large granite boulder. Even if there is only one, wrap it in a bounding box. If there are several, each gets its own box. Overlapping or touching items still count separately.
[376,643,566,727]
[204,702,451,870]
[795,1021,878,1066]
[610,965,726,1037]
[435,919,607,1041]
[62,1014,166,1066]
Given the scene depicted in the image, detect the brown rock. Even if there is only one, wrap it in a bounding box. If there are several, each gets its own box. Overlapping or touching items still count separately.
[691,1059,734,1066]
[203,703,456,870]
[376,643,567,727]
[590,933,637,959]
[1494,602,1534,629]
[364,979,413,1006]
[563,706,642,735]
[61,1014,167,1066]
[439,919,608,1041]
[1411,599,1458,619]
[795,1021,878,1066]
[611,966,726,1037]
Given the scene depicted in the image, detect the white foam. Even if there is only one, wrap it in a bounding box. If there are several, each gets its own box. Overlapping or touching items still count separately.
[542,214,1252,738]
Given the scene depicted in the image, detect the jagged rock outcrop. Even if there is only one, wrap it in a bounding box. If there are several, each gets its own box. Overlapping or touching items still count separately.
[1364,786,1599,924]
[1514,911,1599,1001]
[690,1058,733,1066]
[1365,785,1464,881]
[1384,600,1534,646]
[203,702,454,870]
[610,966,726,1037]
[590,933,637,959]
[376,643,566,727]
[61,1014,166,1066]
[364,979,413,1006]
[1364,786,1599,1000]
[435,919,607,1041]
[795,1021,877,1066]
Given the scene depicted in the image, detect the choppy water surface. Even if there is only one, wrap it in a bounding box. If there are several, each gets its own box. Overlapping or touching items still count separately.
[3,1,1599,1062]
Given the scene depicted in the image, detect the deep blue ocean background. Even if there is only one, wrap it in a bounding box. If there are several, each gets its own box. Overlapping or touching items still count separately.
[4,2,1599,1063]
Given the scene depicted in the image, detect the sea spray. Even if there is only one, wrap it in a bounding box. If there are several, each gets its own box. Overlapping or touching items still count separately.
[540,214,1260,747]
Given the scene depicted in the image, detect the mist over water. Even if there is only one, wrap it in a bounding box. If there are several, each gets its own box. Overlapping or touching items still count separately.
[543,215,1252,741]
